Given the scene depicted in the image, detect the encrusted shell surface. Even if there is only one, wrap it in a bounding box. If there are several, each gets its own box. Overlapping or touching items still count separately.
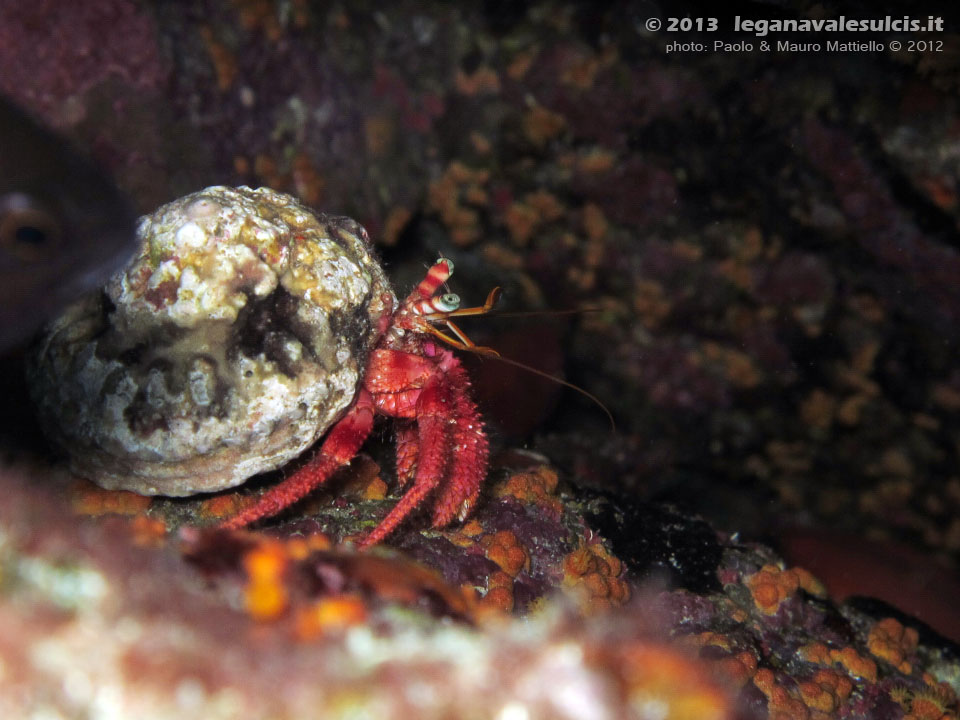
[27,186,394,496]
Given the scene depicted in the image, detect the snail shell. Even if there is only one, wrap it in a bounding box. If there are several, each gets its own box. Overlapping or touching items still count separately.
[27,186,394,496]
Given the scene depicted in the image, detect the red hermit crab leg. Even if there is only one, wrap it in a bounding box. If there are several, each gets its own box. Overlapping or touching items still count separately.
[219,390,377,530]
[357,349,487,548]
[428,357,487,525]
[357,378,453,549]
[383,263,498,511]
[393,422,418,487]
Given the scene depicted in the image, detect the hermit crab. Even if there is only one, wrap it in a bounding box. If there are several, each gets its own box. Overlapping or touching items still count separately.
[28,186,496,547]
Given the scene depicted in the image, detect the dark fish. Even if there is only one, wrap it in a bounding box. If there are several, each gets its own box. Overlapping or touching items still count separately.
[0,95,137,350]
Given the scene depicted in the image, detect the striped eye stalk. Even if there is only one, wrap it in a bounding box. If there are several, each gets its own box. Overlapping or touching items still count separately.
[410,259,501,355]
[411,292,460,317]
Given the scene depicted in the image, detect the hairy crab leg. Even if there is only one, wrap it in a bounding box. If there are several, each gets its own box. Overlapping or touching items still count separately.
[358,380,452,549]
[429,356,488,526]
[219,390,376,530]
[394,422,419,487]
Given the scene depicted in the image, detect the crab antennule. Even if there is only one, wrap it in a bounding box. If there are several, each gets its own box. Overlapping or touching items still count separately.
[420,322,502,357]
[414,287,502,322]
[443,287,502,318]
[444,319,501,356]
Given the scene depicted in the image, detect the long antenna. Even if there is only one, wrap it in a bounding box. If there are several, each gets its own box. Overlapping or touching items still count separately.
[421,285,616,432]
[466,348,617,432]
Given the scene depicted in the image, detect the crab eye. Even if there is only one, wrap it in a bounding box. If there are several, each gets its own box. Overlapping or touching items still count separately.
[434,293,460,312]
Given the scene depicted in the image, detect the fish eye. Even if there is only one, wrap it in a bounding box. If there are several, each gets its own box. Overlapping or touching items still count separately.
[0,192,63,262]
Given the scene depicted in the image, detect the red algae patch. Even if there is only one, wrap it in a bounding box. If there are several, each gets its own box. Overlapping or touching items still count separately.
[492,465,563,515]
[427,161,490,247]
[797,668,853,714]
[745,563,826,615]
[478,570,516,615]
[196,492,250,520]
[562,541,630,612]
[482,529,530,578]
[745,564,801,615]
[868,617,919,674]
[70,479,153,516]
[753,667,812,720]
[828,646,878,683]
